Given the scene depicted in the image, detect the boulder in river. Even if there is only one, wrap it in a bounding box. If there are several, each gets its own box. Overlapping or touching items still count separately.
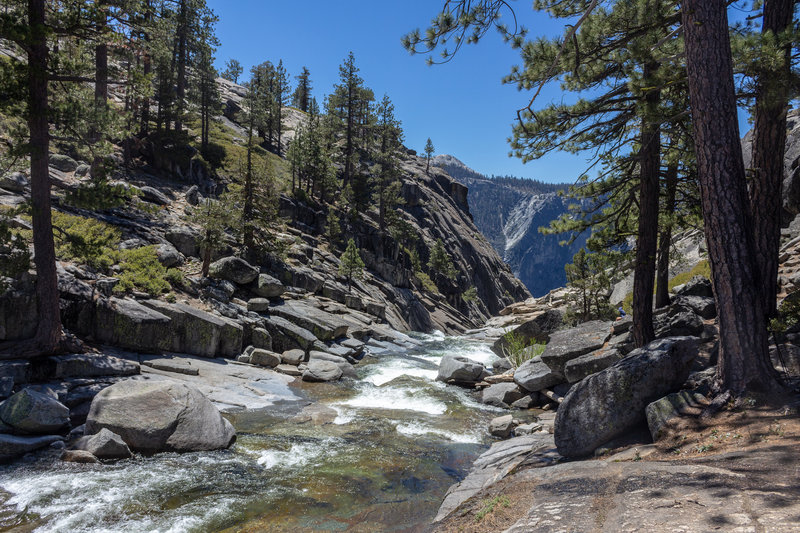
[436,355,488,385]
[302,360,343,382]
[0,434,63,462]
[554,336,698,458]
[73,427,132,459]
[0,388,70,434]
[489,414,515,438]
[85,380,236,454]
[482,382,526,408]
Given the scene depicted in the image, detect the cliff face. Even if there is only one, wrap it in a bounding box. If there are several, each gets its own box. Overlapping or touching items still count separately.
[433,155,586,297]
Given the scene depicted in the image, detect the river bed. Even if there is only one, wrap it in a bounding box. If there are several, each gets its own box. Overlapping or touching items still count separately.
[0,333,529,532]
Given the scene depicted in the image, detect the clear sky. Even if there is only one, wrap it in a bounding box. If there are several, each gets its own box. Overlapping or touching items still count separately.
[206,0,589,184]
[206,1,759,185]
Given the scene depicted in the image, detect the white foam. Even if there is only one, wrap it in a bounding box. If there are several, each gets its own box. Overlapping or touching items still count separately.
[395,422,481,444]
[333,386,447,416]
[361,359,438,386]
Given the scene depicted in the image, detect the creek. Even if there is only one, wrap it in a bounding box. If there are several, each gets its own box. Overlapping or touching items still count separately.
[0,333,526,532]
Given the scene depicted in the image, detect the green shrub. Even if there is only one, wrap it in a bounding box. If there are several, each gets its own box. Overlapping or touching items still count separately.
[501,329,545,368]
[462,286,479,303]
[165,268,185,288]
[51,212,120,270]
[114,246,171,296]
[416,271,439,294]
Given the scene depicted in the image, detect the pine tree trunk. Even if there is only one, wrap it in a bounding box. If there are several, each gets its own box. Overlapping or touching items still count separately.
[28,0,62,352]
[140,2,151,136]
[174,0,187,133]
[750,0,794,318]
[91,3,108,177]
[631,61,660,348]
[243,117,255,249]
[655,160,678,309]
[683,0,780,393]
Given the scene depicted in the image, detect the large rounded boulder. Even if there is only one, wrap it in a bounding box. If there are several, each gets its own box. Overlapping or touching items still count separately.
[0,388,70,434]
[209,256,259,285]
[85,380,235,454]
[554,336,698,458]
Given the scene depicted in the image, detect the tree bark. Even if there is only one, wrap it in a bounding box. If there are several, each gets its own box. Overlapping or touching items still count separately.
[749,0,794,318]
[91,1,108,177]
[631,61,661,348]
[682,0,780,393]
[655,159,678,309]
[28,0,62,353]
[174,0,188,133]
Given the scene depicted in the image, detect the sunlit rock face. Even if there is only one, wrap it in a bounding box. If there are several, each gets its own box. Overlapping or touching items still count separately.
[434,155,587,297]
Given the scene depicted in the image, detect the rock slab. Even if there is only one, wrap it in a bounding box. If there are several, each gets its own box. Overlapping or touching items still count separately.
[0,388,70,434]
[554,336,698,458]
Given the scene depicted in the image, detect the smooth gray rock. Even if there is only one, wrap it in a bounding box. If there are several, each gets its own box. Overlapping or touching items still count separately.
[514,356,562,392]
[673,276,713,298]
[654,309,704,338]
[0,171,28,192]
[555,337,699,458]
[61,449,100,463]
[250,349,281,368]
[564,348,626,384]
[48,153,78,172]
[302,359,343,382]
[540,320,613,379]
[165,226,200,257]
[482,382,525,408]
[141,300,242,358]
[185,185,200,206]
[612,316,633,336]
[85,380,236,454]
[489,414,515,438]
[433,433,557,523]
[646,390,709,442]
[436,355,488,384]
[281,349,305,365]
[141,358,199,376]
[251,327,272,351]
[93,297,172,354]
[74,427,132,459]
[254,274,285,298]
[0,434,62,462]
[263,316,318,352]
[247,298,270,312]
[209,257,259,285]
[74,163,90,176]
[268,301,350,341]
[155,243,185,268]
[138,186,171,205]
[0,377,14,399]
[0,388,70,434]
[672,295,717,320]
[43,353,140,379]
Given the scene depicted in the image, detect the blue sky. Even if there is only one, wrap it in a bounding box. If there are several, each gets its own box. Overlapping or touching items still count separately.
[207,1,759,185]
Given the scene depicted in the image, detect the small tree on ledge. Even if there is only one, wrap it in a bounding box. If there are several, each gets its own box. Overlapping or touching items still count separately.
[339,238,365,291]
[424,138,435,173]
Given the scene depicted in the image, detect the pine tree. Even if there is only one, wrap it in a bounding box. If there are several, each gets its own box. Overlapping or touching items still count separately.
[424,138,435,173]
[339,238,365,291]
[191,197,230,277]
[292,66,312,112]
[428,238,457,280]
[328,52,373,189]
[221,58,243,83]
[375,94,404,229]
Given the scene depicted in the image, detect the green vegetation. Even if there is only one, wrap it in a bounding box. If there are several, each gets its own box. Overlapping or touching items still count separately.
[416,272,439,294]
[115,246,173,296]
[770,290,800,334]
[339,238,365,291]
[428,238,457,280]
[475,494,511,522]
[461,286,478,303]
[500,329,545,368]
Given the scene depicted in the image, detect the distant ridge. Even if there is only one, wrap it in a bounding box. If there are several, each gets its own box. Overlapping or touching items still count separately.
[433,154,586,298]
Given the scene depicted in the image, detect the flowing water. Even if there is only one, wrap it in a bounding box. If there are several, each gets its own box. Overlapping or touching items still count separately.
[0,334,527,533]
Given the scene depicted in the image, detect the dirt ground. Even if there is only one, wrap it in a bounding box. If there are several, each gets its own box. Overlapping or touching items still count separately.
[433,390,800,533]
